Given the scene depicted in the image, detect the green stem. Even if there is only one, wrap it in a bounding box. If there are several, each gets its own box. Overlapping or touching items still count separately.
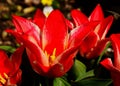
[97,42,111,65]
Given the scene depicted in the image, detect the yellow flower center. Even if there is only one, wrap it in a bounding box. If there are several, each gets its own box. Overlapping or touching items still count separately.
[0,73,8,85]
[45,48,56,65]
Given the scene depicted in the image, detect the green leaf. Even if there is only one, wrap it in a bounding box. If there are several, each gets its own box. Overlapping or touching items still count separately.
[83,70,94,79]
[0,45,16,53]
[97,42,111,64]
[74,78,112,86]
[53,77,70,86]
[70,59,87,80]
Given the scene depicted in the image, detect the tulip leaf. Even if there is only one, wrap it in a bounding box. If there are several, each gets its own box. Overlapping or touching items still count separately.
[70,59,94,81]
[71,59,86,79]
[53,77,71,86]
[0,45,16,53]
[73,78,112,86]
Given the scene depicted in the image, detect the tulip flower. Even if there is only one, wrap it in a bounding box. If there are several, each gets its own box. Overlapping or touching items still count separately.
[33,9,73,30]
[70,4,113,59]
[6,9,98,77]
[0,46,24,86]
[100,34,120,86]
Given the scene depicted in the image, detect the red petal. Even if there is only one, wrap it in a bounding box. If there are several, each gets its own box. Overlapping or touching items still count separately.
[12,15,41,46]
[48,59,73,77]
[51,45,79,77]
[5,30,49,68]
[86,38,110,59]
[33,9,46,30]
[9,69,22,85]
[110,34,120,70]
[26,49,49,74]
[69,21,99,47]
[0,50,13,74]
[65,19,74,30]
[89,4,104,21]
[95,16,113,39]
[111,71,120,86]
[22,35,49,67]
[71,9,88,26]
[42,10,68,55]
[79,32,99,57]
[33,9,46,19]
[100,58,120,86]
[100,58,116,71]
[10,46,24,74]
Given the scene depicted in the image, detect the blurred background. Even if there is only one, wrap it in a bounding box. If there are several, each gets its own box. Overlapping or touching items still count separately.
[0,0,120,47]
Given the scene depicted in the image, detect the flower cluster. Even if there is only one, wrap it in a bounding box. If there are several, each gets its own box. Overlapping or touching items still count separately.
[0,3,120,86]
[0,46,24,86]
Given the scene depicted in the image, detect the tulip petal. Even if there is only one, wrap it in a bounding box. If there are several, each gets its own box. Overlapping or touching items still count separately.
[71,9,88,26]
[65,19,74,30]
[100,58,120,86]
[0,50,13,74]
[13,15,40,34]
[5,30,49,68]
[10,46,24,74]
[86,38,110,59]
[21,35,49,67]
[95,16,113,39]
[79,32,99,57]
[33,9,46,30]
[21,37,50,73]
[52,45,80,77]
[9,69,22,85]
[69,21,98,47]
[111,71,120,86]
[12,15,41,46]
[26,49,49,73]
[89,4,104,21]
[110,34,120,70]
[48,58,73,77]
[42,10,68,55]
[100,58,118,72]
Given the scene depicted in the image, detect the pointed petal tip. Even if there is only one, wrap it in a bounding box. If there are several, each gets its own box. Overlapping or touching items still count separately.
[100,58,113,68]
[96,4,101,7]
[34,9,46,18]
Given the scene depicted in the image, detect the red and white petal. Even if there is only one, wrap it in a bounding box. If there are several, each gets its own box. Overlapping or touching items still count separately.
[12,15,41,44]
[95,16,113,39]
[42,10,68,55]
[69,21,98,48]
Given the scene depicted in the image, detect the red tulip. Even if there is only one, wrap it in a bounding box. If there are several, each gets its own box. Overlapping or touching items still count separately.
[100,34,120,86]
[0,46,24,86]
[71,4,113,59]
[6,10,98,77]
[32,9,46,30]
